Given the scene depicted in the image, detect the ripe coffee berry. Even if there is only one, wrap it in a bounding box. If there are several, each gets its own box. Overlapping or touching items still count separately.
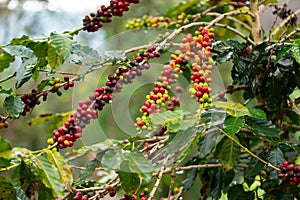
[109,190,116,197]
[83,0,140,32]
[278,161,300,184]
[48,47,160,148]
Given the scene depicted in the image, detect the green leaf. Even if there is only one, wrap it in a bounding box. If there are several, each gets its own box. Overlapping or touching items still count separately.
[3,96,24,119]
[37,79,50,92]
[15,66,33,88]
[216,51,233,63]
[263,75,287,109]
[0,136,12,167]
[265,190,294,200]
[85,139,122,151]
[49,32,73,60]
[35,57,49,71]
[173,126,207,167]
[150,110,182,124]
[15,160,37,194]
[36,182,55,200]
[0,86,13,94]
[233,55,247,73]
[246,117,280,138]
[224,116,245,136]
[101,149,123,170]
[104,50,124,59]
[46,150,73,188]
[10,35,32,46]
[0,136,12,152]
[118,171,140,194]
[28,112,72,126]
[0,72,16,84]
[199,129,220,158]
[3,45,35,59]
[210,168,224,199]
[228,184,255,200]
[47,44,62,69]
[244,150,268,178]
[183,169,198,192]
[225,40,245,52]
[211,101,250,117]
[268,148,284,167]
[0,50,15,72]
[275,45,292,65]
[72,44,101,63]
[78,158,100,183]
[122,150,153,174]
[15,187,29,200]
[150,110,196,133]
[216,137,241,171]
[201,109,227,123]
[34,155,64,198]
[268,148,284,181]
[0,176,17,200]
[248,108,266,119]
[29,42,49,58]
[292,39,300,65]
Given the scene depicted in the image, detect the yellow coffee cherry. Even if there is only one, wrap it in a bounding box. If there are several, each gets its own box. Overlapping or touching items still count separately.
[54,77,60,83]
[47,138,54,145]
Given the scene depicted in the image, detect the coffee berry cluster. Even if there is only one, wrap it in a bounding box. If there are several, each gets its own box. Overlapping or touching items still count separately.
[125,12,193,30]
[117,192,148,200]
[212,0,247,2]
[278,161,300,184]
[83,0,140,32]
[0,118,8,129]
[135,54,188,131]
[135,27,215,131]
[272,3,298,26]
[143,126,167,154]
[125,15,170,29]
[21,76,74,116]
[48,47,161,148]
[73,192,94,200]
[179,27,214,108]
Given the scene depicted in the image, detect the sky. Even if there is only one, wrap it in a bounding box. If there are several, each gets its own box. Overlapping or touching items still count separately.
[47,0,110,12]
[5,0,110,12]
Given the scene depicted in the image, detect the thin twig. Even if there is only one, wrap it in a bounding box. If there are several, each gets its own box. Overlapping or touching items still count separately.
[270,8,300,39]
[279,28,300,43]
[259,3,276,15]
[70,165,104,171]
[282,122,300,130]
[171,186,183,200]
[123,43,181,55]
[226,85,251,94]
[152,163,249,177]
[193,2,248,22]
[265,26,289,74]
[288,97,300,116]
[219,128,280,171]
[213,23,255,45]
[168,168,176,199]
[157,21,255,49]
[206,12,251,31]
[66,150,90,162]
[208,10,254,28]
[148,155,170,200]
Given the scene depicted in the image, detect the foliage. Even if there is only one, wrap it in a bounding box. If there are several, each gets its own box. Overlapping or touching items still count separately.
[0,0,300,199]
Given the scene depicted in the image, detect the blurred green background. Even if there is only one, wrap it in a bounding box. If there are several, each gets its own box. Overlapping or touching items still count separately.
[0,0,300,199]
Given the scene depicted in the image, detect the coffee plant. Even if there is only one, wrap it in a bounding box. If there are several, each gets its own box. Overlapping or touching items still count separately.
[0,0,300,199]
